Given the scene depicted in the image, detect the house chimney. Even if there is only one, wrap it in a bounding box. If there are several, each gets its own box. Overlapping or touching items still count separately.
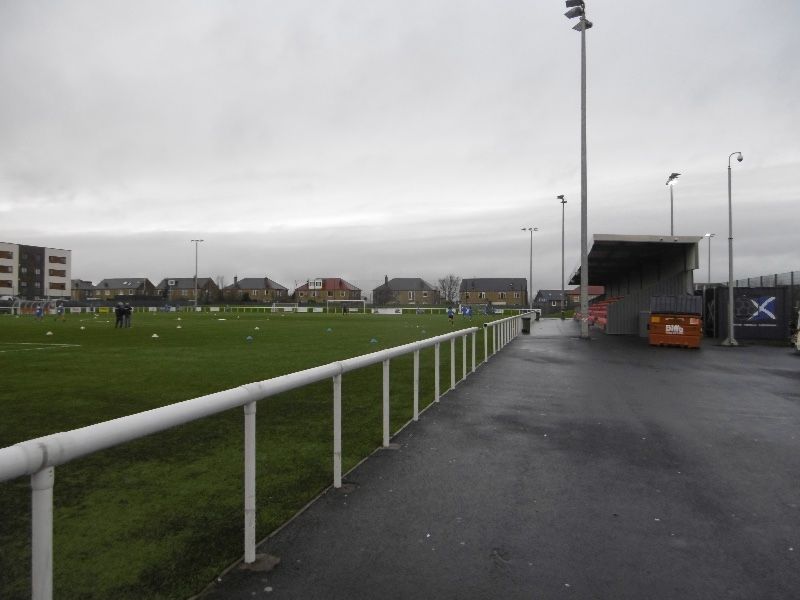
[234,276,238,285]
[385,275,389,285]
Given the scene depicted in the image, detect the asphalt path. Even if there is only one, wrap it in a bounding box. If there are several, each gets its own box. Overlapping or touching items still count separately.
[200,319,800,600]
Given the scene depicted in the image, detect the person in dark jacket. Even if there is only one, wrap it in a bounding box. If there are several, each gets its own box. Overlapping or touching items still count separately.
[114,303,124,328]
[123,303,132,328]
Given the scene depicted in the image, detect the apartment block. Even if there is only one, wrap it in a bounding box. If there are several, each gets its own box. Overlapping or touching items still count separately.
[0,242,71,300]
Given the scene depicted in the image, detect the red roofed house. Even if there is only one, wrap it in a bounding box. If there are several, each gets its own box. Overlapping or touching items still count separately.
[293,277,362,304]
[565,285,605,307]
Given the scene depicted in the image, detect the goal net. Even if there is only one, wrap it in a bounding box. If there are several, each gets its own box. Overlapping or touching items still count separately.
[325,299,366,313]
[272,302,299,312]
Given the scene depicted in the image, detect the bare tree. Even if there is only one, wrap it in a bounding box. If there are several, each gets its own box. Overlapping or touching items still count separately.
[438,274,462,306]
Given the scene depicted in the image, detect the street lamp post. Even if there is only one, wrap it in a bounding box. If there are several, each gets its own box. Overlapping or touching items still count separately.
[558,195,567,319]
[191,239,204,308]
[564,0,592,339]
[666,172,680,236]
[521,227,538,310]
[704,232,715,285]
[722,152,743,346]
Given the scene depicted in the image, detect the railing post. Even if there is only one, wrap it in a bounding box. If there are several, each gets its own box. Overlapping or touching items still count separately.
[484,324,488,362]
[413,350,419,421]
[471,331,476,372]
[434,342,440,402]
[462,334,467,381]
[450,338,456,390]
[31,467,54,600]
[382,359,390,447]
[243,401,257,564]
[493,324,497,355]
[333,374,342,487]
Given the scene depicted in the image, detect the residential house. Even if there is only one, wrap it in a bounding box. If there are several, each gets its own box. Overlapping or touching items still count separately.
[95,278,157,300]
[71,279,95,302]
[459,278,527,307]
[294,278,361,304]
[533,289,568,315]
[0,241,71,300]
[565,285,605,307]
[223,276,289,303]
[155,277,220,304]
[372,276,440,306]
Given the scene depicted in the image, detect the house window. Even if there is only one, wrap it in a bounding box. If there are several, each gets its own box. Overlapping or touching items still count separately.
[50,283,66,290]
[35,268,41,275]
[327,291,333,297]
[340,291,346,298]
[105,290,111,296]
[0,279,12,288]
[408,291,414,300]
[299,291,305,297]
[551,300,558,307]
[514,292,520,298]
[252,290,258,296]
[479,292,486,299]
[128,290,134,295]
[0,250,12,259]
[0,265,11,273]
[465,293,470,299]
[312,291,318,297]
[499,292,506,299]
[20,281,28,287]
[49,269,66,277]
[182,289,188,296]
[48,256,67,264]
[20,267,27,274]
[422,291,428,298]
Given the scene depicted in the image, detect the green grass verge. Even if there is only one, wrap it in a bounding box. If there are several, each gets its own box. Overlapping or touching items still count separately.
[0,310,491,599]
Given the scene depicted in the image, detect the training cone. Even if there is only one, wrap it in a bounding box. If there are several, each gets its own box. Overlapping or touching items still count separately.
[46,331,53,336]
[152,334,159,339]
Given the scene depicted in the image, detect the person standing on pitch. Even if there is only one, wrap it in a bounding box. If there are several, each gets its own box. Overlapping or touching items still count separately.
[115,303,125,328]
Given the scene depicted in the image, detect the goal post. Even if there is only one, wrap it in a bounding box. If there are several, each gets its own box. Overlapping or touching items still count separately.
[325,299,366,314]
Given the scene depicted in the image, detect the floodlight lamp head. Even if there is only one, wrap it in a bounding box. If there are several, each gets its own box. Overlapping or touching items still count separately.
[737,153,743,162]
[666,172,681,186]
[565,6,584,19]
[565,0,584,7]
[557,194,566,201]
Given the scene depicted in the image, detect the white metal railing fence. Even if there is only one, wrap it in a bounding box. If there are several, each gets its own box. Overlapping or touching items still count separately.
[0,314,530,600]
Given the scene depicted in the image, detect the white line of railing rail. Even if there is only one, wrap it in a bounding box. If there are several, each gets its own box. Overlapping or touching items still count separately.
[0,315,538,599]
[0,321,531,600]
[482,310,535,362]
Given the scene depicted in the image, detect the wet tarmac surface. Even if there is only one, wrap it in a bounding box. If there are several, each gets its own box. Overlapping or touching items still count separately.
[201,320,800,600]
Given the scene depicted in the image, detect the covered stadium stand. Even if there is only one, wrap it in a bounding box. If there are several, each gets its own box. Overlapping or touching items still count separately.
[569,234,702,335]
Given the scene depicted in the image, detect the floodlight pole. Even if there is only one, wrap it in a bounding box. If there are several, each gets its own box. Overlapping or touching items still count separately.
[666,173,680,236]
[722,152,743,346]
[559,195,567,319]
[704,233,715,285]
[521,227,537,309]
[578,12,590,339]
[669,183,674,236]
[191,239,204,308]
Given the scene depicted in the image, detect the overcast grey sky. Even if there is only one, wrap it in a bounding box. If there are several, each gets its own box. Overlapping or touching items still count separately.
[1,0,798,294]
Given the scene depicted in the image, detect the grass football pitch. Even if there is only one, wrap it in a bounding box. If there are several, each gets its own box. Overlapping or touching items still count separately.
[0,309,493,599]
